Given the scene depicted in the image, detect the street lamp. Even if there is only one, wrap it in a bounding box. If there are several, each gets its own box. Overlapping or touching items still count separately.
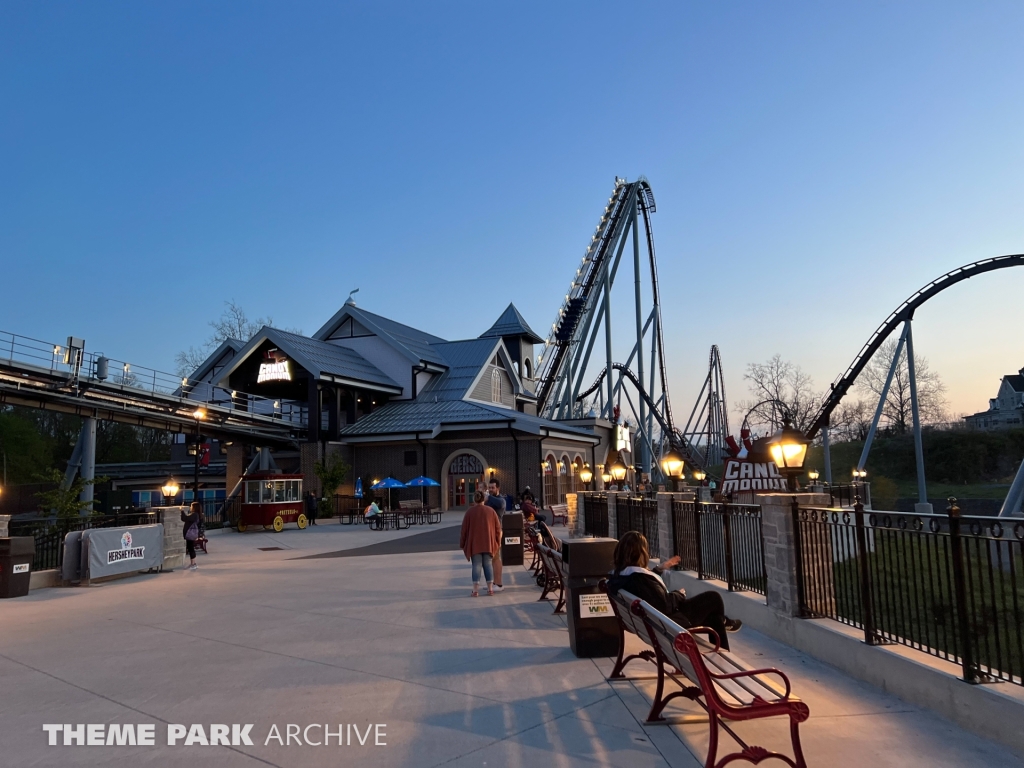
[660,448,685,491]
[191,408,206,504]
[600,467,612,487]
[852,468,867,480]
[692,469,707,485]
[606,449,627,484]
[767,417,811,492]
[808,469,820,484]
[579,463,593,489]
[162,478,180,506]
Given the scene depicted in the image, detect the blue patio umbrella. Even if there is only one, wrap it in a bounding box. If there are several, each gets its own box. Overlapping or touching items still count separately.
[354,477,363,499]
[370,476,406,510]
[405,475,440,505]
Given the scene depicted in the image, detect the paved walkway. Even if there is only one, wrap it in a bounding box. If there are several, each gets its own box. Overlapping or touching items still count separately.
[0,522,1020,767]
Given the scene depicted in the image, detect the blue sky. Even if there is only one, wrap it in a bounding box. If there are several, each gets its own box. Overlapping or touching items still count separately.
[3,2,1023,420]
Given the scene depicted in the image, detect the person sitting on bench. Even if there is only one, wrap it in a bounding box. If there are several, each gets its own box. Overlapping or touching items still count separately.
[606,531,742,650]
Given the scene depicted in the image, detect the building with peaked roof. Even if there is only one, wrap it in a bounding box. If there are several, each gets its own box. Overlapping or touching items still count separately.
[181,298,614,510]
[964,368,1024,431]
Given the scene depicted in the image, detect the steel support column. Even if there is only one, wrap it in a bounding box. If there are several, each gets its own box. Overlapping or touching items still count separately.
[857,321,910,471]
[904,319,930,509]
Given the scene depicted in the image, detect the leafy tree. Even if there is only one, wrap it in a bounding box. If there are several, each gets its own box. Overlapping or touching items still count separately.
[858,338,947,435]
[313,453,351,518]
[34,468,105,519]
[0,409,53,484]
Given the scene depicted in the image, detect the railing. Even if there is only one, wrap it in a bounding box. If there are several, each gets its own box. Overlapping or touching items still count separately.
[828,482,871,508]
[583,494,609,537]
[671,500,766,595]
[616,497,660,556]
[793,498,1024,685]
[9,511,158,572]
[0,328,307,426]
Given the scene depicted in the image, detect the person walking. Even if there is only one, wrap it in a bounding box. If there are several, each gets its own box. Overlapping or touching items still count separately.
[484,477,506,591]
[305,490,318,525]
[459,490,502,597]
[181,502,203,571]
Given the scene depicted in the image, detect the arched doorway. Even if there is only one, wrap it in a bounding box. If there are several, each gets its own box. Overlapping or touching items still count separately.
[445,452,485,510]
[543,454,557,508]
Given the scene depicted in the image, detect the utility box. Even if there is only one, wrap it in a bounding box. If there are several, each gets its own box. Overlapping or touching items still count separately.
[501,512,524,566]
[0,537,34,599]
[562,537,618,658]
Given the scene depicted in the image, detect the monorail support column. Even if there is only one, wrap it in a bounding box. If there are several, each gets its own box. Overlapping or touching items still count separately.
[905,319,931,512]
[79,417,96,513]
[821,423,833,486]
[857,321,910,472]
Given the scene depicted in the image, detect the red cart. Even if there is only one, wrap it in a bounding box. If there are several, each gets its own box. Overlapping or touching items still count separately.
[236,473,307,532]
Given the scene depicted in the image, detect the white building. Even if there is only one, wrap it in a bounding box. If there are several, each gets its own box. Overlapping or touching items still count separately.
[964,368,1024,430]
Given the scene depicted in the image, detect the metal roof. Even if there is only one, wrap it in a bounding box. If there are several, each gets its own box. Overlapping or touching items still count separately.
[479,303,544,344]
[215,327,402,393]
[313,302,448,366]
[185,338,244,384]
[339,397,598,441]
[420,338,501,401]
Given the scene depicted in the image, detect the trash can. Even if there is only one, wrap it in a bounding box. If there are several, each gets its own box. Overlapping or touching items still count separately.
[0,537,35,599]
[562,537,619,657]
[501,512,524,566]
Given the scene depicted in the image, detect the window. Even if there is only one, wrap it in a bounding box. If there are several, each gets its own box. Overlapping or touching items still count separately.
[491,369,502,403]
[404,450,418,466]
[247,481,260,503]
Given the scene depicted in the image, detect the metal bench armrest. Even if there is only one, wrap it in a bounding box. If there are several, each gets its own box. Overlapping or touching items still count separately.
[708,666,792,700]
[687,625,722,653]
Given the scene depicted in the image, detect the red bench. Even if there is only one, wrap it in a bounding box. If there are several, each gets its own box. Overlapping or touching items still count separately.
[548,503,569,526]
[606,586,810,768]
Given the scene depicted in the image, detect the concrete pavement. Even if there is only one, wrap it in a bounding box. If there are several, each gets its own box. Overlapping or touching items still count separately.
[0,520,1020,767]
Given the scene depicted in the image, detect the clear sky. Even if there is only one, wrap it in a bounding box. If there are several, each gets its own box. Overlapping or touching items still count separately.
[3,2,1023,423]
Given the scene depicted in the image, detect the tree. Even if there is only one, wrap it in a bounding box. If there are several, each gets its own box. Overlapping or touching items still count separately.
[313,453,350,518]
[34,468,105,519]
[858,338,947,435]
[738,355,822,436]
[175,300,303,377]
[829,399,873,442]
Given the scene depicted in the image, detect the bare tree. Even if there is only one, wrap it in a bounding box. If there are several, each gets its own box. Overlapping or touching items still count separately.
[829,399,873,442]
[175,301,301,377]
[858,338,947,435]
[737,355,821,436]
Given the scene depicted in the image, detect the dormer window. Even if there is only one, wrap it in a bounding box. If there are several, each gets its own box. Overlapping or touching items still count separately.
[491,369,501,403]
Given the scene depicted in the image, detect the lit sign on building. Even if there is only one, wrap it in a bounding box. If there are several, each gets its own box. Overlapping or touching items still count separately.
[257,349,291,384]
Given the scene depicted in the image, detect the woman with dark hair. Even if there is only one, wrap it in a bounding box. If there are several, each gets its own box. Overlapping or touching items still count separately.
[606,531,741,649]
[181,502,203,571]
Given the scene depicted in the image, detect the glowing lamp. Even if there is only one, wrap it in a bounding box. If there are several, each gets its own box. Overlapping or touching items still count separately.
[579,464,593,484]
[660,449,685,479]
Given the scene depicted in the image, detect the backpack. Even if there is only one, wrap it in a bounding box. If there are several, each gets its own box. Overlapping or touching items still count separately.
[185,520,199,541]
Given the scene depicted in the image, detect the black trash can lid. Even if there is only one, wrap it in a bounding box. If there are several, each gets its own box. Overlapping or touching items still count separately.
[0,537,36,557]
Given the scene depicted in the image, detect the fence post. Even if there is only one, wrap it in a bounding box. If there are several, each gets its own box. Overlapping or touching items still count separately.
[790,498,807,617]
[947,497,978,683]
[853,497,880,645]
[723,502,735,591]
[694,500,705,580]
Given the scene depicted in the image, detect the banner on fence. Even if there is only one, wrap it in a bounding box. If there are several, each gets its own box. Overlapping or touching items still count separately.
[82,524,165,580]
[721,459,786,493]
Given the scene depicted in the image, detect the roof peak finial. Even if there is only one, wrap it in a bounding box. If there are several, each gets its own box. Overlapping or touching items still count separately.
[345,288,359,306]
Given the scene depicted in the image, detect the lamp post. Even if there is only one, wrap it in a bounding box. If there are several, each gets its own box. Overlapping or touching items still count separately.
[600,468,612,489]
[606,448,627,487]
[162,478,180,507]
[767,417,811,492]
[191,408,206,505]
[660,448,685,492]
[692,469,706,485]
[579,463,593,490]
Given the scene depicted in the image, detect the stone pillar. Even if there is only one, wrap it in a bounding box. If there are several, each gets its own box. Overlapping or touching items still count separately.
[757,492,830,617]
[656,493,673,561]
[607,492,624,539]
[0,515,10,538]
[566,493,578,537]
[573,493,587,538]
[157,506,187,571]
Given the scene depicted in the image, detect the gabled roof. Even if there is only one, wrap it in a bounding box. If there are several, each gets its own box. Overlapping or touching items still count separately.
[479,303,544,344]
[215,326,403,394]
[185,338,244,384]
[420,338,503,402]
[313,301,448,366]
[338,398,599,442]
[1004,374,1024,393]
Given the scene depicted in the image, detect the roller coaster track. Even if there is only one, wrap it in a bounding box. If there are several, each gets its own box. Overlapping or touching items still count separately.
[806,254,1024,439]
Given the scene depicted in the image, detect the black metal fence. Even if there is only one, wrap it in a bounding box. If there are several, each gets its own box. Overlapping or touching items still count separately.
[793,499,1024,685]
[828,483,871,508]
[670,500,766,595]
[582,494,609,538]
[9,510,158,572]
[616,497,660,555]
